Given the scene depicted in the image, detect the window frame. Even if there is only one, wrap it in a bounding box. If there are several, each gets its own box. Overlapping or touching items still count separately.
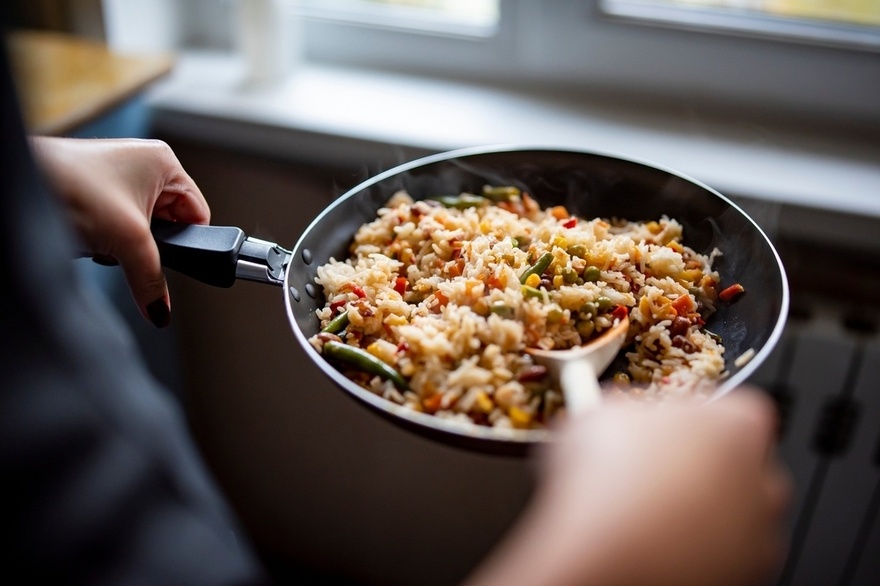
[293,0,880,126]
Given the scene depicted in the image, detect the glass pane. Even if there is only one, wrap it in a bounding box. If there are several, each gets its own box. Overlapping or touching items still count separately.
[351,0,499,25]
[601,0,880,49]
[298,0,500,32]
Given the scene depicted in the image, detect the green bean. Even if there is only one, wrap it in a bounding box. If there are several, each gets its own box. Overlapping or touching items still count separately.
[431,194,488,209]
[705,330,723,344]
[490,303,515,319]
[521,285,545,300]
[520,252,553,284]
[482,185,520,202]
[322,310,350,334]
[323,340,409,391]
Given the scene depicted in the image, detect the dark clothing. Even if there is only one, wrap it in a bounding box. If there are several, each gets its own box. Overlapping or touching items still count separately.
[0,23,268,585]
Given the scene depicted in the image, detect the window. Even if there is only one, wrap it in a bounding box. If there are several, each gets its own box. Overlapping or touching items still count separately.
[295,0,878,126]
[103,0,880,128]
[601,0,880,50]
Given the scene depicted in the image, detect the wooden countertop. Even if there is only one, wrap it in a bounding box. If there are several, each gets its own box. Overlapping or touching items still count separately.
[7,30,175,136]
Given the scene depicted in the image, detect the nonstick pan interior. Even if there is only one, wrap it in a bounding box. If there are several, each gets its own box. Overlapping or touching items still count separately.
[284,146,789,456]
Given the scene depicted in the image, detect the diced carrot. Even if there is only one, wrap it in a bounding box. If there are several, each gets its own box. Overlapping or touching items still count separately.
[487,273,507,290]
[549,205,569,220]
[671,294,694,316]
[423,393,444,414]
[612,304,629,322]
[719,283,746,303]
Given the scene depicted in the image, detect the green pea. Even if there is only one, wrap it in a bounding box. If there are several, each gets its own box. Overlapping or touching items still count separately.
[583,266,601,282]
[567,244,587,258]
[562,268,578,284]
[580,302,598,317]
[576,319,595,338]
[597,296,613,311]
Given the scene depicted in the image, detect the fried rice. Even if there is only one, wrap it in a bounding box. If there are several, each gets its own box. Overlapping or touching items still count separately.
[309,186,733,430]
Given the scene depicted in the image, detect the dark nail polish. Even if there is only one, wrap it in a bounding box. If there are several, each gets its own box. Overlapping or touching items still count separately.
[92,254,118,266]
[147,298,171,328]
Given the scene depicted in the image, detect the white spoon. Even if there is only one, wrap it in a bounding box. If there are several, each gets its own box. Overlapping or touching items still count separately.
[527,316,630,414]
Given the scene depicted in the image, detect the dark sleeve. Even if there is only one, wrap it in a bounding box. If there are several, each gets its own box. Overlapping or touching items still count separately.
[0,23,270,586]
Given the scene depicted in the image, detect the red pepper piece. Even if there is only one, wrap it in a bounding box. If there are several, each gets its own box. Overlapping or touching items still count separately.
[393,277,407,296]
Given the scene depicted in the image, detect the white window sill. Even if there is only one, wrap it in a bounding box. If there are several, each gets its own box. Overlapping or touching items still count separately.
[147,50,880,221]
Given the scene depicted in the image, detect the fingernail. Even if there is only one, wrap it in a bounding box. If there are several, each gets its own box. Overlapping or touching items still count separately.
[147,298,171,328]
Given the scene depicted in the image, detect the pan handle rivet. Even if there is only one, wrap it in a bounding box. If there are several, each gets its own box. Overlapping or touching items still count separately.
[288,286,301,302]
[302,249,313,264]
[305,283,317,298]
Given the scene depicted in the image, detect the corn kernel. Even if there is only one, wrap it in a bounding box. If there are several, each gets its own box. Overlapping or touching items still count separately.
[639,295,652,317]
[666,241,684,253]
[646,221,662,234]
[509,406,532,428]
[366,340,397,364]
[553,274,564,288]
[383,314,407,326]
[679,269,704,283]
[475,391,494,414]
[552,235,568,250]
[525,273,541,288]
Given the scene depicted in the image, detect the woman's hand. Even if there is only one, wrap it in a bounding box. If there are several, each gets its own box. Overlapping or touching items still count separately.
[467,390,791,586]
[31,137,210,327]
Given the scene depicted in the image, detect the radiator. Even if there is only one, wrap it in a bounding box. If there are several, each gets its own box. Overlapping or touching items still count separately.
[748,301,880,586]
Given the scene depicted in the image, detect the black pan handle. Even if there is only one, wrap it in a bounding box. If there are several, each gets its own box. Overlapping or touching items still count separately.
[151,219,291,288]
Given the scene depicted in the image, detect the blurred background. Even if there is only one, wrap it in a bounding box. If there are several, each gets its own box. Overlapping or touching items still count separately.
[5,1,880,584]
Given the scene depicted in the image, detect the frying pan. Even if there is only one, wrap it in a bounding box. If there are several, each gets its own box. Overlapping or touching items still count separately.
[153,146,789,456]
